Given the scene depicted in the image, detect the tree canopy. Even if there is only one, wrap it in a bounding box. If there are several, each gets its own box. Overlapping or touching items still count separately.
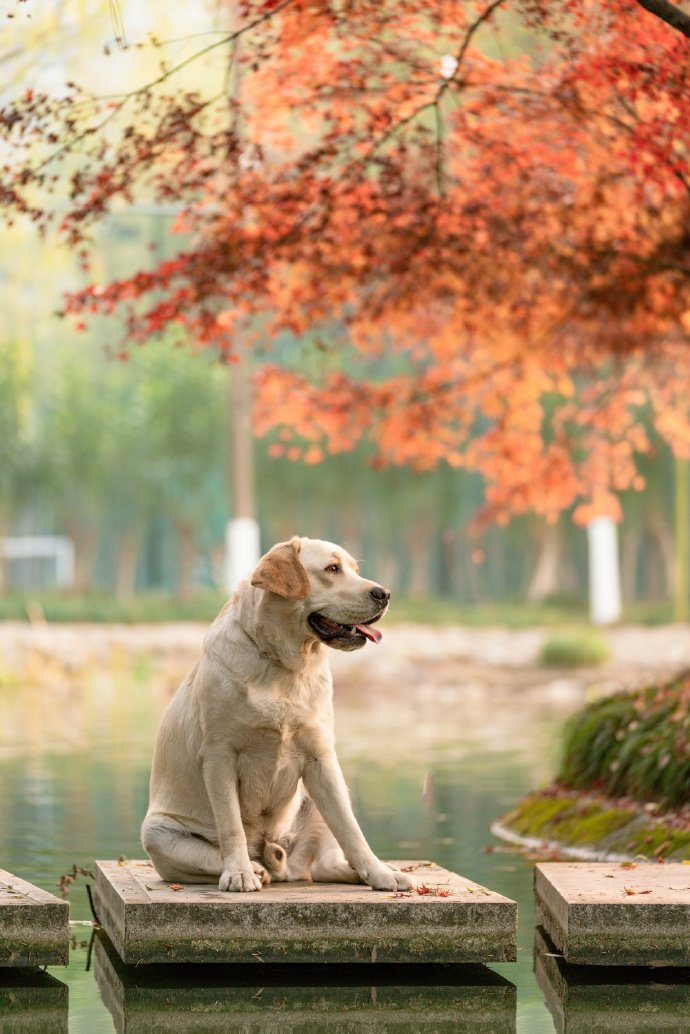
[2,0,690,523]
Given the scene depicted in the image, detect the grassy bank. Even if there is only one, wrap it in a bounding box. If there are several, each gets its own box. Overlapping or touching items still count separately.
[0,590,678,626]
[560,670,690,809]
[497,671,690,859]
[0,590,589,625]
[0,590,227,624]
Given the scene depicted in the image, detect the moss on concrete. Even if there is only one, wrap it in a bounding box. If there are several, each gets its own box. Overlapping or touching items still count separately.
[125,930,517,965]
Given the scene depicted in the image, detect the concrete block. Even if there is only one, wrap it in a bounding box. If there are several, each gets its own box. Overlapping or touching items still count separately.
[95,859,517,965]
[534,925,690,1033]
[0,869,69,967]
[535,861,690,966]
[0,967,68,1034]
[94,929,517,1033]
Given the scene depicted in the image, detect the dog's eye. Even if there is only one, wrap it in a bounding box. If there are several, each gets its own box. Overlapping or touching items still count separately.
[325,563,341,574]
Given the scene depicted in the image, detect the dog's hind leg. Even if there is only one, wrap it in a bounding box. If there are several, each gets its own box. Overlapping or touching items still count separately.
[310,842,362,884]
[260,841,288,882]
[141,814,224,883]
[286,799,362,884]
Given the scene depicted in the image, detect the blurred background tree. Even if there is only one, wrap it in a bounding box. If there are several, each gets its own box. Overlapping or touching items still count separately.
[0,0,689,619]
[0,295,684,615]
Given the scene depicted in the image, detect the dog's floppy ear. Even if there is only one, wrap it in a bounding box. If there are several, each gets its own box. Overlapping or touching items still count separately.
[251,537,310,600]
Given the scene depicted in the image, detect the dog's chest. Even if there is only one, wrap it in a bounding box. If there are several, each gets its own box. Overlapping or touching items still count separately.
[236,684,320,813]
[244,666,329,730]
[243,682,313,734]
[237,675,331,775]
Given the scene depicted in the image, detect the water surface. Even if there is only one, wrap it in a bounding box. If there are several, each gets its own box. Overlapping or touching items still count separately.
[1,629,686,1032]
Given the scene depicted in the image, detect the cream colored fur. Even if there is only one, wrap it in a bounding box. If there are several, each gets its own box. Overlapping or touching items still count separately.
[141,536,415,893]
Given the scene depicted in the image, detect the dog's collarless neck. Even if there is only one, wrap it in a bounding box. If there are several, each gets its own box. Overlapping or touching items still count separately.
[238,622,270,657]
[237,620,321,673]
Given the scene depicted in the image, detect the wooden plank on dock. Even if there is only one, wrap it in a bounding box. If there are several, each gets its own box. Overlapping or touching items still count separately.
[0,869,69,968]
[94,929,517,1033]
[535,861,690,966]
[0,967,68,1034]
[95,859,517,965]
[534,926,690,1033]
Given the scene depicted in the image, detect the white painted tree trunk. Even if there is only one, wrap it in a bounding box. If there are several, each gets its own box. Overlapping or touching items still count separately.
[225,517,261,595]
[587,516,622,625]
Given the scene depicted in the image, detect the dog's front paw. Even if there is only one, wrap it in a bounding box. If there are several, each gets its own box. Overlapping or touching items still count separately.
[388,864,417,891]
[362,861,417,892]
[219,866,263,893]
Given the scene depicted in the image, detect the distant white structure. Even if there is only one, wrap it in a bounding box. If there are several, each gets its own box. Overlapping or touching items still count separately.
[225,517,261,594]
[1,536,75,589]
[440,54,458,79]
[587,517,622,625]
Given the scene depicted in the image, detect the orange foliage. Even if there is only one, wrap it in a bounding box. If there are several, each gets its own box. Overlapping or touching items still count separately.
[2,0,690,522]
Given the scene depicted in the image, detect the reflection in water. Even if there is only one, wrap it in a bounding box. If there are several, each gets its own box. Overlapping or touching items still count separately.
[534,927,690,1034]
[94,931,516,1033]
[0,966,68,1034]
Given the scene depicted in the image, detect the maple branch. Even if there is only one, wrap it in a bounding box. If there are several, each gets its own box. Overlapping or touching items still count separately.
[402,356,522,406]
[452,0,509,75]
[356,0,508,169]
[673,169,690,196]
[29,0,294,174]
[433,99,445,197]
[633,0,690,36]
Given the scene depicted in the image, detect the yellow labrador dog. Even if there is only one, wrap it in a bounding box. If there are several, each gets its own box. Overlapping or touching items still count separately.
[141,536,415,894]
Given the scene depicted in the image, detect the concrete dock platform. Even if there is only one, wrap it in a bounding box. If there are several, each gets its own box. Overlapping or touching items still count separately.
[0,869,69,967]
[535,861,690,966]
[95,859,517,965]
[534,925,690,1033]
[94,930,517,1033]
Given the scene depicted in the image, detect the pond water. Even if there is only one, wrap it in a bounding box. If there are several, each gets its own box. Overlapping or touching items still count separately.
[1,626,688,1033]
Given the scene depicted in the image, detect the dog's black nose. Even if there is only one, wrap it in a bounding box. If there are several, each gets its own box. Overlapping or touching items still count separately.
[370,586,390,604]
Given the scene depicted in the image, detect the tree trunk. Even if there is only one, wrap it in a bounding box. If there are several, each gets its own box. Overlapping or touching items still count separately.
[526,521,561,603]
[339,504,362,568]
[621,526,641,603]
[376,548,402,596]
[0,511,8,594]
[229,348,255,520]
[674,456,689,621]
[115,527,139,601]
[175,518,198,601]
[648,509,675,601]
[64,519,98,594]
[405,518,434,598]
[439,528,458,596]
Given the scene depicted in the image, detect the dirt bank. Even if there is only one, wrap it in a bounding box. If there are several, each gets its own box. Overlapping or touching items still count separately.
[1,620,689,698]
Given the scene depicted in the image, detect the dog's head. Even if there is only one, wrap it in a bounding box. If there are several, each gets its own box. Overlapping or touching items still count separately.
[251,536,389,651]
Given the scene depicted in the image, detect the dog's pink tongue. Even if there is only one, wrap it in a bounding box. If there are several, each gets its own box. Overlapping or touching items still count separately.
[355,624,382,644]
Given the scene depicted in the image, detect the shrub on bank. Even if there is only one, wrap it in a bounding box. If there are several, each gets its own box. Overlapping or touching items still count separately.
[539,628,610,668]
[559,672,690,809]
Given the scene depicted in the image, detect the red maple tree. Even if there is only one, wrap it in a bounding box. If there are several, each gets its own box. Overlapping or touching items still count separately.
[2,0,690,523]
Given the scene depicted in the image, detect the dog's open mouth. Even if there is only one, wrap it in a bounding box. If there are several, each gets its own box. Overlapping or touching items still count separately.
[308,612,383,646]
